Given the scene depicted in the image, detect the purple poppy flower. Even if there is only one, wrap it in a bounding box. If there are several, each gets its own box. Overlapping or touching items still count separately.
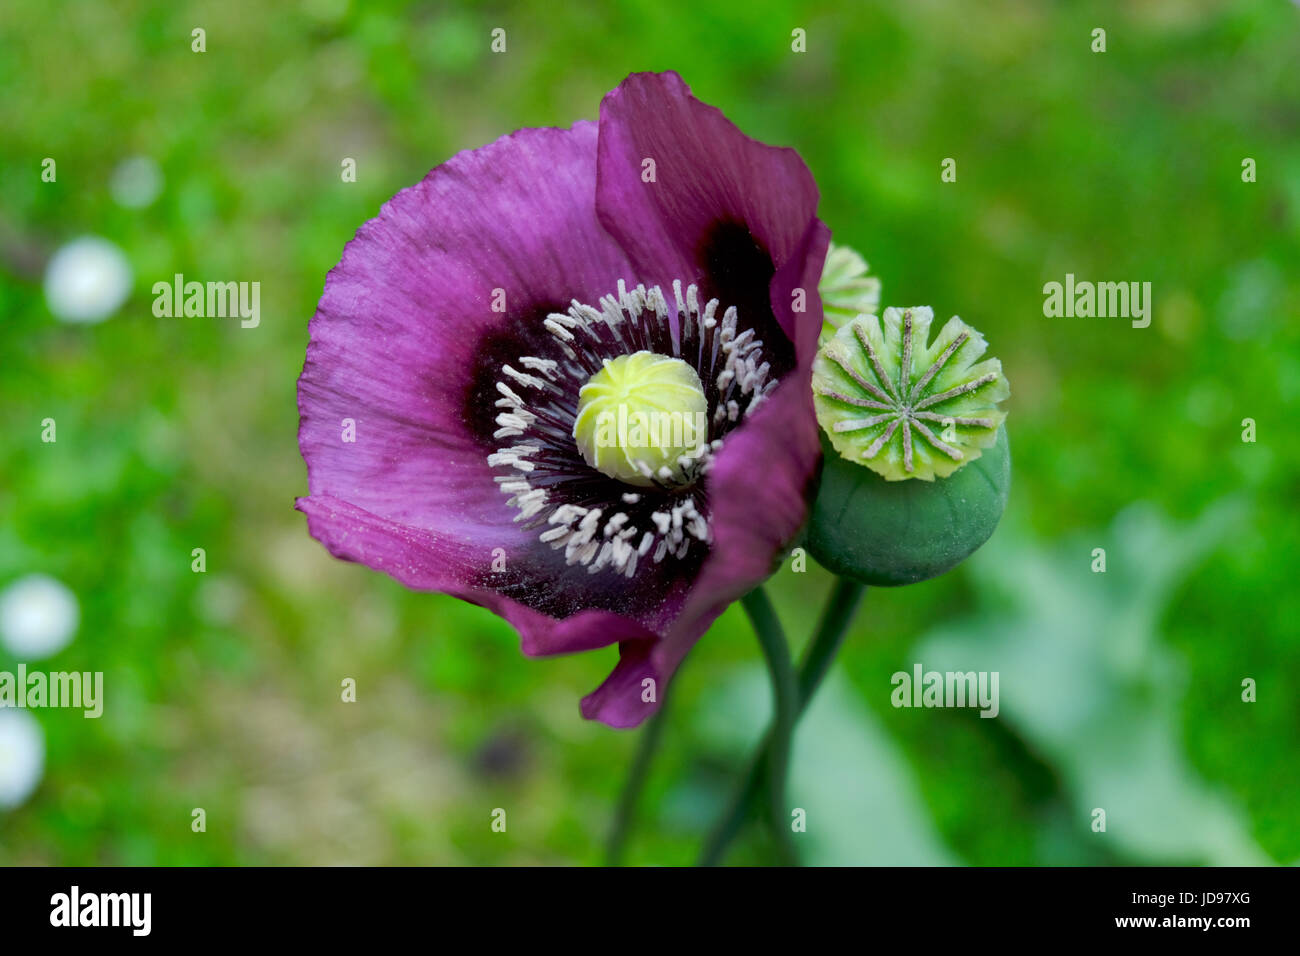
[296,72,829,727]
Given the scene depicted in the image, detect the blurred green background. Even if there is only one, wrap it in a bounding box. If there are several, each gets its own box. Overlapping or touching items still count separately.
[1,0,1297,865]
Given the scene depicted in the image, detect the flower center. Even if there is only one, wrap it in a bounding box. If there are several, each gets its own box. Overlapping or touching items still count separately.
[486,279,778,577]
[573,352,709,488]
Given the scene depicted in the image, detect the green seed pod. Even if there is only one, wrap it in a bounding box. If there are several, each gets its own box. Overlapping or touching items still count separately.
[807,425,1011,586]
[813,308,1008,481]
[806,305,1011,586]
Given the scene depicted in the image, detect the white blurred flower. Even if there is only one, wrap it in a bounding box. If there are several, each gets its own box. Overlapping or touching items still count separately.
[0,710,45,810]
[109,156,163,209]
[43,235,133,324]
[0,574,79,659]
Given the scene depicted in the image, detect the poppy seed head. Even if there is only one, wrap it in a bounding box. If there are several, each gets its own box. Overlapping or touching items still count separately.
[573,351,708,487]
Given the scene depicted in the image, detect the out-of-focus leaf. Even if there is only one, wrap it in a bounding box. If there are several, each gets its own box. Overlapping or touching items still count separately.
[698,667,956,865]
[915,500,1268,865]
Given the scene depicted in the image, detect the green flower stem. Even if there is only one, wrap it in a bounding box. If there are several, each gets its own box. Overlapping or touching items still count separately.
[604,697,671,866]
[740,586,800,866]
[797,578,866,703]
[698,578,866,866]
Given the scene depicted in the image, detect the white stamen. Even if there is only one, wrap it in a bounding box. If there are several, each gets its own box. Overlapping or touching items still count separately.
[502,365,547,390]
[487,278,786,575]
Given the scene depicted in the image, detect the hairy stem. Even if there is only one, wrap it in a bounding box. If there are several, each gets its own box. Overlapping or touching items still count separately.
[604,696,671,866]
[698,578,866,866]
[740,587,799,866]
